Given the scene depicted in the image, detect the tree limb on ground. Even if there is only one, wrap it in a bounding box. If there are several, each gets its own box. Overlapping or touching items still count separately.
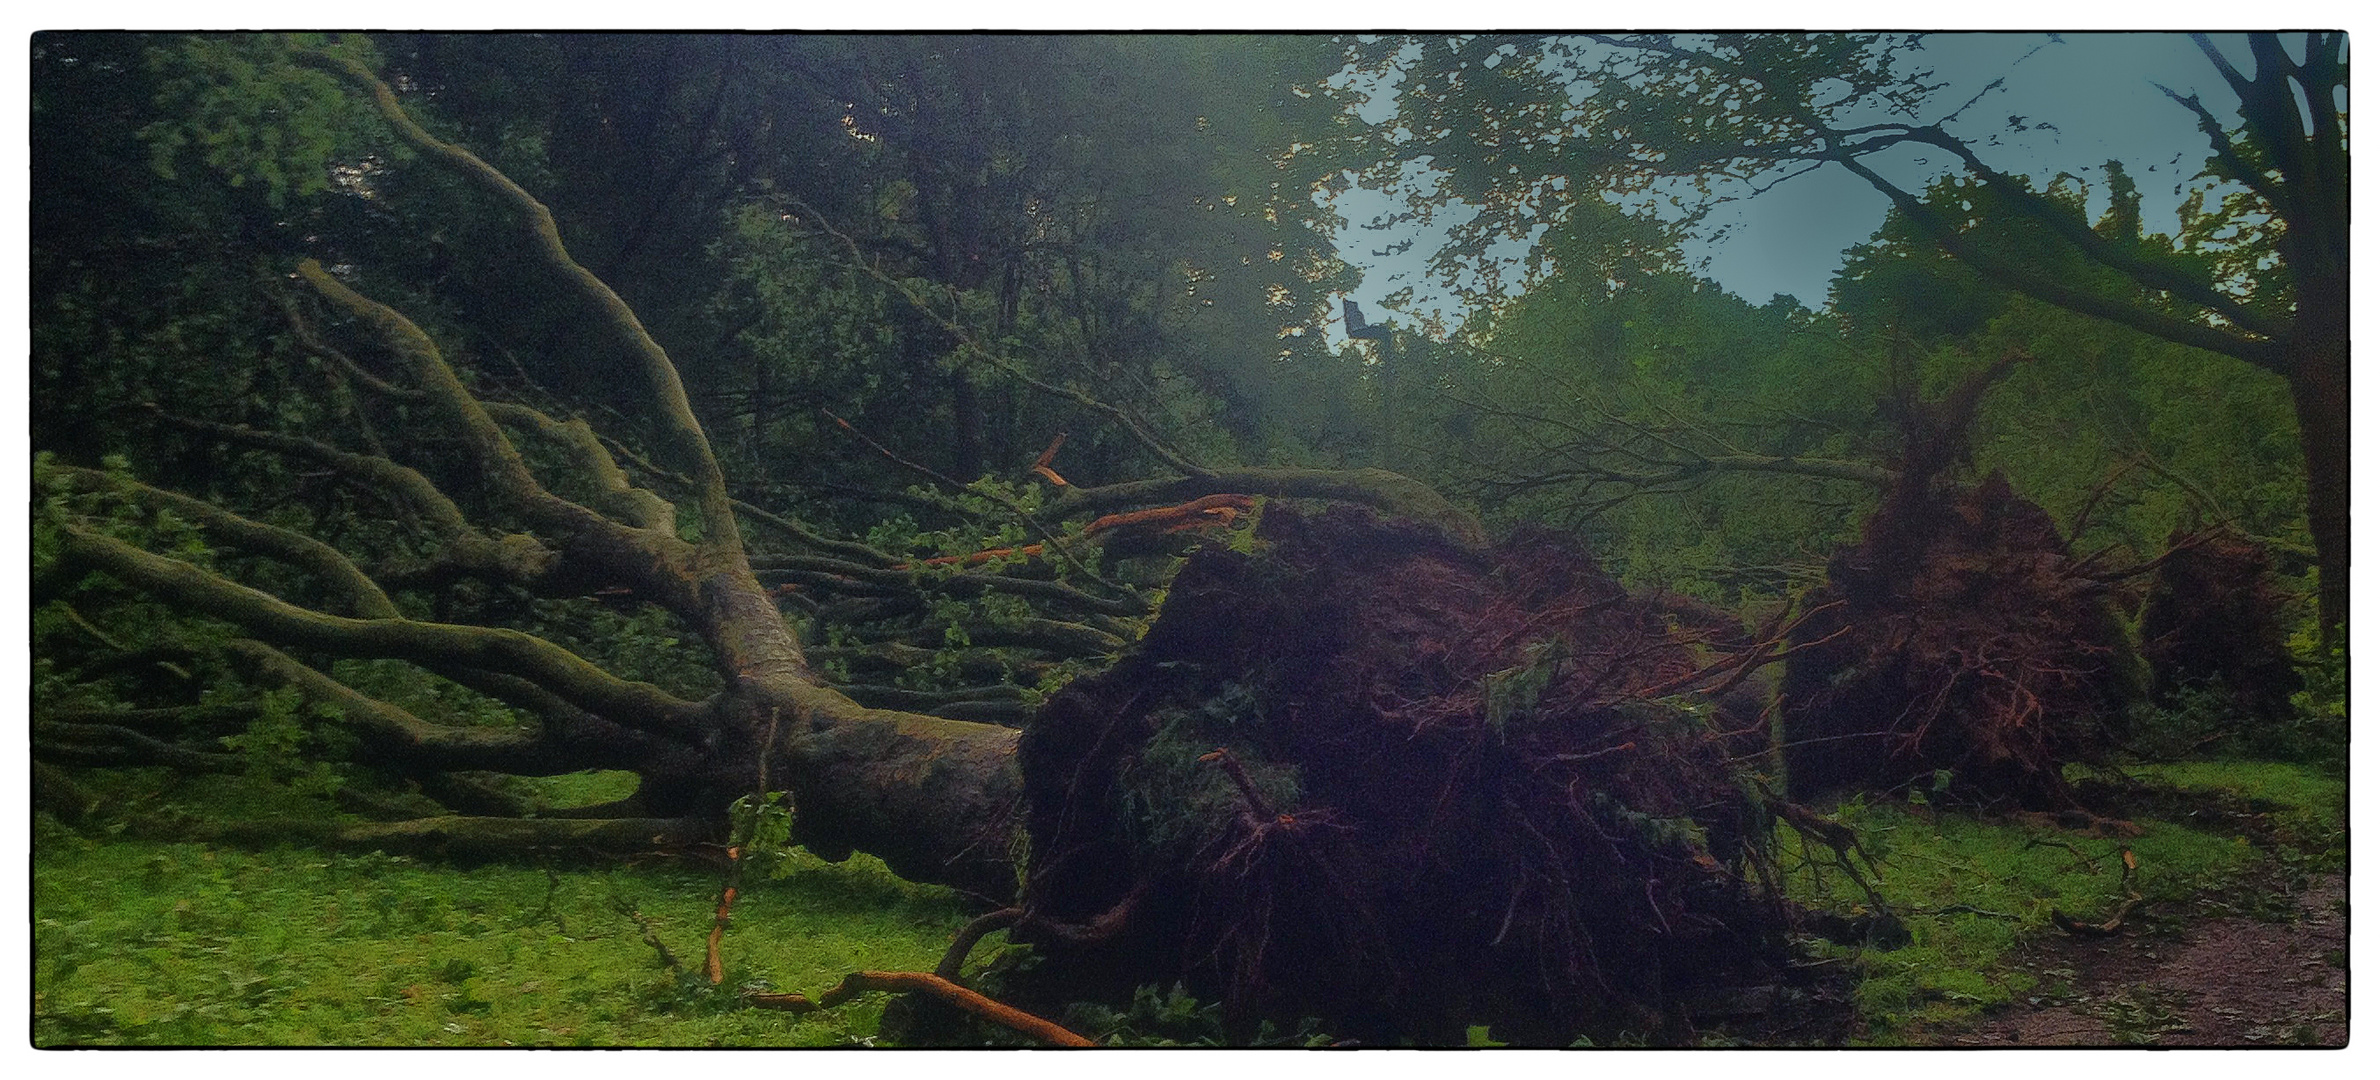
[748,971,1095,1047]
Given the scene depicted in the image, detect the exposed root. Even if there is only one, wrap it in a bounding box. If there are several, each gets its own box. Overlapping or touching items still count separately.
[936,907,1023,981]
[1013,502,1803,1044]
[1778,470,2139,807]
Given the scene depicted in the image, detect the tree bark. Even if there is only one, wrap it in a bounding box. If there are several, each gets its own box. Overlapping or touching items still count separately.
[2287,327,2348,644]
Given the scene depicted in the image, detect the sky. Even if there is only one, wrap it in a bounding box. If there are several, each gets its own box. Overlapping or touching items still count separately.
[1336,32,2266,331]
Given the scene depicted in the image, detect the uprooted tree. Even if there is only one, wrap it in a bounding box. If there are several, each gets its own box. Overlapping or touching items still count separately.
[1005,503,1832,1044]
[31,46,1478,899]
[33,45,1875,1042]
[1774,352,2145,808]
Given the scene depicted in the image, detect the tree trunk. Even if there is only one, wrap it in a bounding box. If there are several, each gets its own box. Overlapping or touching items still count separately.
[764,682,1023,902]
[2287,303,2349,645]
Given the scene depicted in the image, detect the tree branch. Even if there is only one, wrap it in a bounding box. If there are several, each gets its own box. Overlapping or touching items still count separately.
[35,720,245,773]
[145,406,472,536]
[1907,127,2282,338]
[162,814,719,861]
[1831,155,2284,374]
[749,971,1093,1047]
[482,401,676,532]
[47,464,400,619]
[58,524,712,737]
[299,261,618,540]
[788,197,1215,480]
[218,639,579,773]
[1057,467,1488,547]
[755,555,1147,618]
[299,46,743,556]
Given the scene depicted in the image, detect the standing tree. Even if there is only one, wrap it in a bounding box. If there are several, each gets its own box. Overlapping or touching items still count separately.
[1353,32,2346,639]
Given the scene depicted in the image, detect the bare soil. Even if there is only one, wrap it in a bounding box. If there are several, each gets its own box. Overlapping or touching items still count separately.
[1929,872,2346,1046]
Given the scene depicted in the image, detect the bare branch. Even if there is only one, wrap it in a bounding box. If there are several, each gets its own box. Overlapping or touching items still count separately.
[299,261,617,539]
[787,197,1216,479]
[35,720,245,773]
[586,423,900,567]
[281,293,426,402]
[820,409,1120,592]
[756,555,1148,618]
[1057,467,1487,547]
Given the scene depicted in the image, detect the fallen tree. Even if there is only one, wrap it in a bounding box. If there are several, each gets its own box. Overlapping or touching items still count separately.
[27,47,1488,905]
[36,45,1895,1045]
[1775,354,2144,808]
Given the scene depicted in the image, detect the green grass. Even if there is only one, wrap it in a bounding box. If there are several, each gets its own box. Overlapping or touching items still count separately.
[32,834,974,1046]
[2130,759,2347,842]
[33,755,2343,1047]
[1779,758,2347,1043]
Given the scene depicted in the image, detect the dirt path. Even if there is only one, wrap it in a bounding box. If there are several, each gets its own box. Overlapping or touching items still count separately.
[1934,873,2346,1046]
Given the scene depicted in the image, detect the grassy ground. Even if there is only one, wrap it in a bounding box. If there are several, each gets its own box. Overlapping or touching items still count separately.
[32,758,2343,1046]
[31,768,979,1047]
[1782,759,2346,1043]
[31,837,975,1047]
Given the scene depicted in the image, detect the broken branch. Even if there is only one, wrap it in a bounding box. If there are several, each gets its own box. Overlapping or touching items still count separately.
[748,971,1095,1047]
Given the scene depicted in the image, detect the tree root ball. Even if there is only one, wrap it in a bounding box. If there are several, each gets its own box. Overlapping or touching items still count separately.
[2138,528,2302,727]
[1009,501,1796,1045]
[1778,472,2141,808]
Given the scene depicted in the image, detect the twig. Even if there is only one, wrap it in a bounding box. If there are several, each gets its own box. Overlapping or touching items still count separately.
[2051,848,2142,937]
[1635,599,1848,700]
[820,408,970,493]
[2022,834,2104,873]
[1924,903,2023,920]
[820,409,1120,592]
[709,707,786,984]
[1759,784,1903,943]
[612,895,684,976]
[748,971,1095,1047]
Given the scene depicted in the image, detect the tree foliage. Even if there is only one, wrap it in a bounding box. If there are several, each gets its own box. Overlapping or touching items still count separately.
[1349,32,2345,636]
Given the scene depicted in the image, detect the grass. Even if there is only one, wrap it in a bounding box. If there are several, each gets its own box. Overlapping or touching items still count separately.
[33,754,2344,1046]
[32,831,974,1046]
[1778,758,2347,1043]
